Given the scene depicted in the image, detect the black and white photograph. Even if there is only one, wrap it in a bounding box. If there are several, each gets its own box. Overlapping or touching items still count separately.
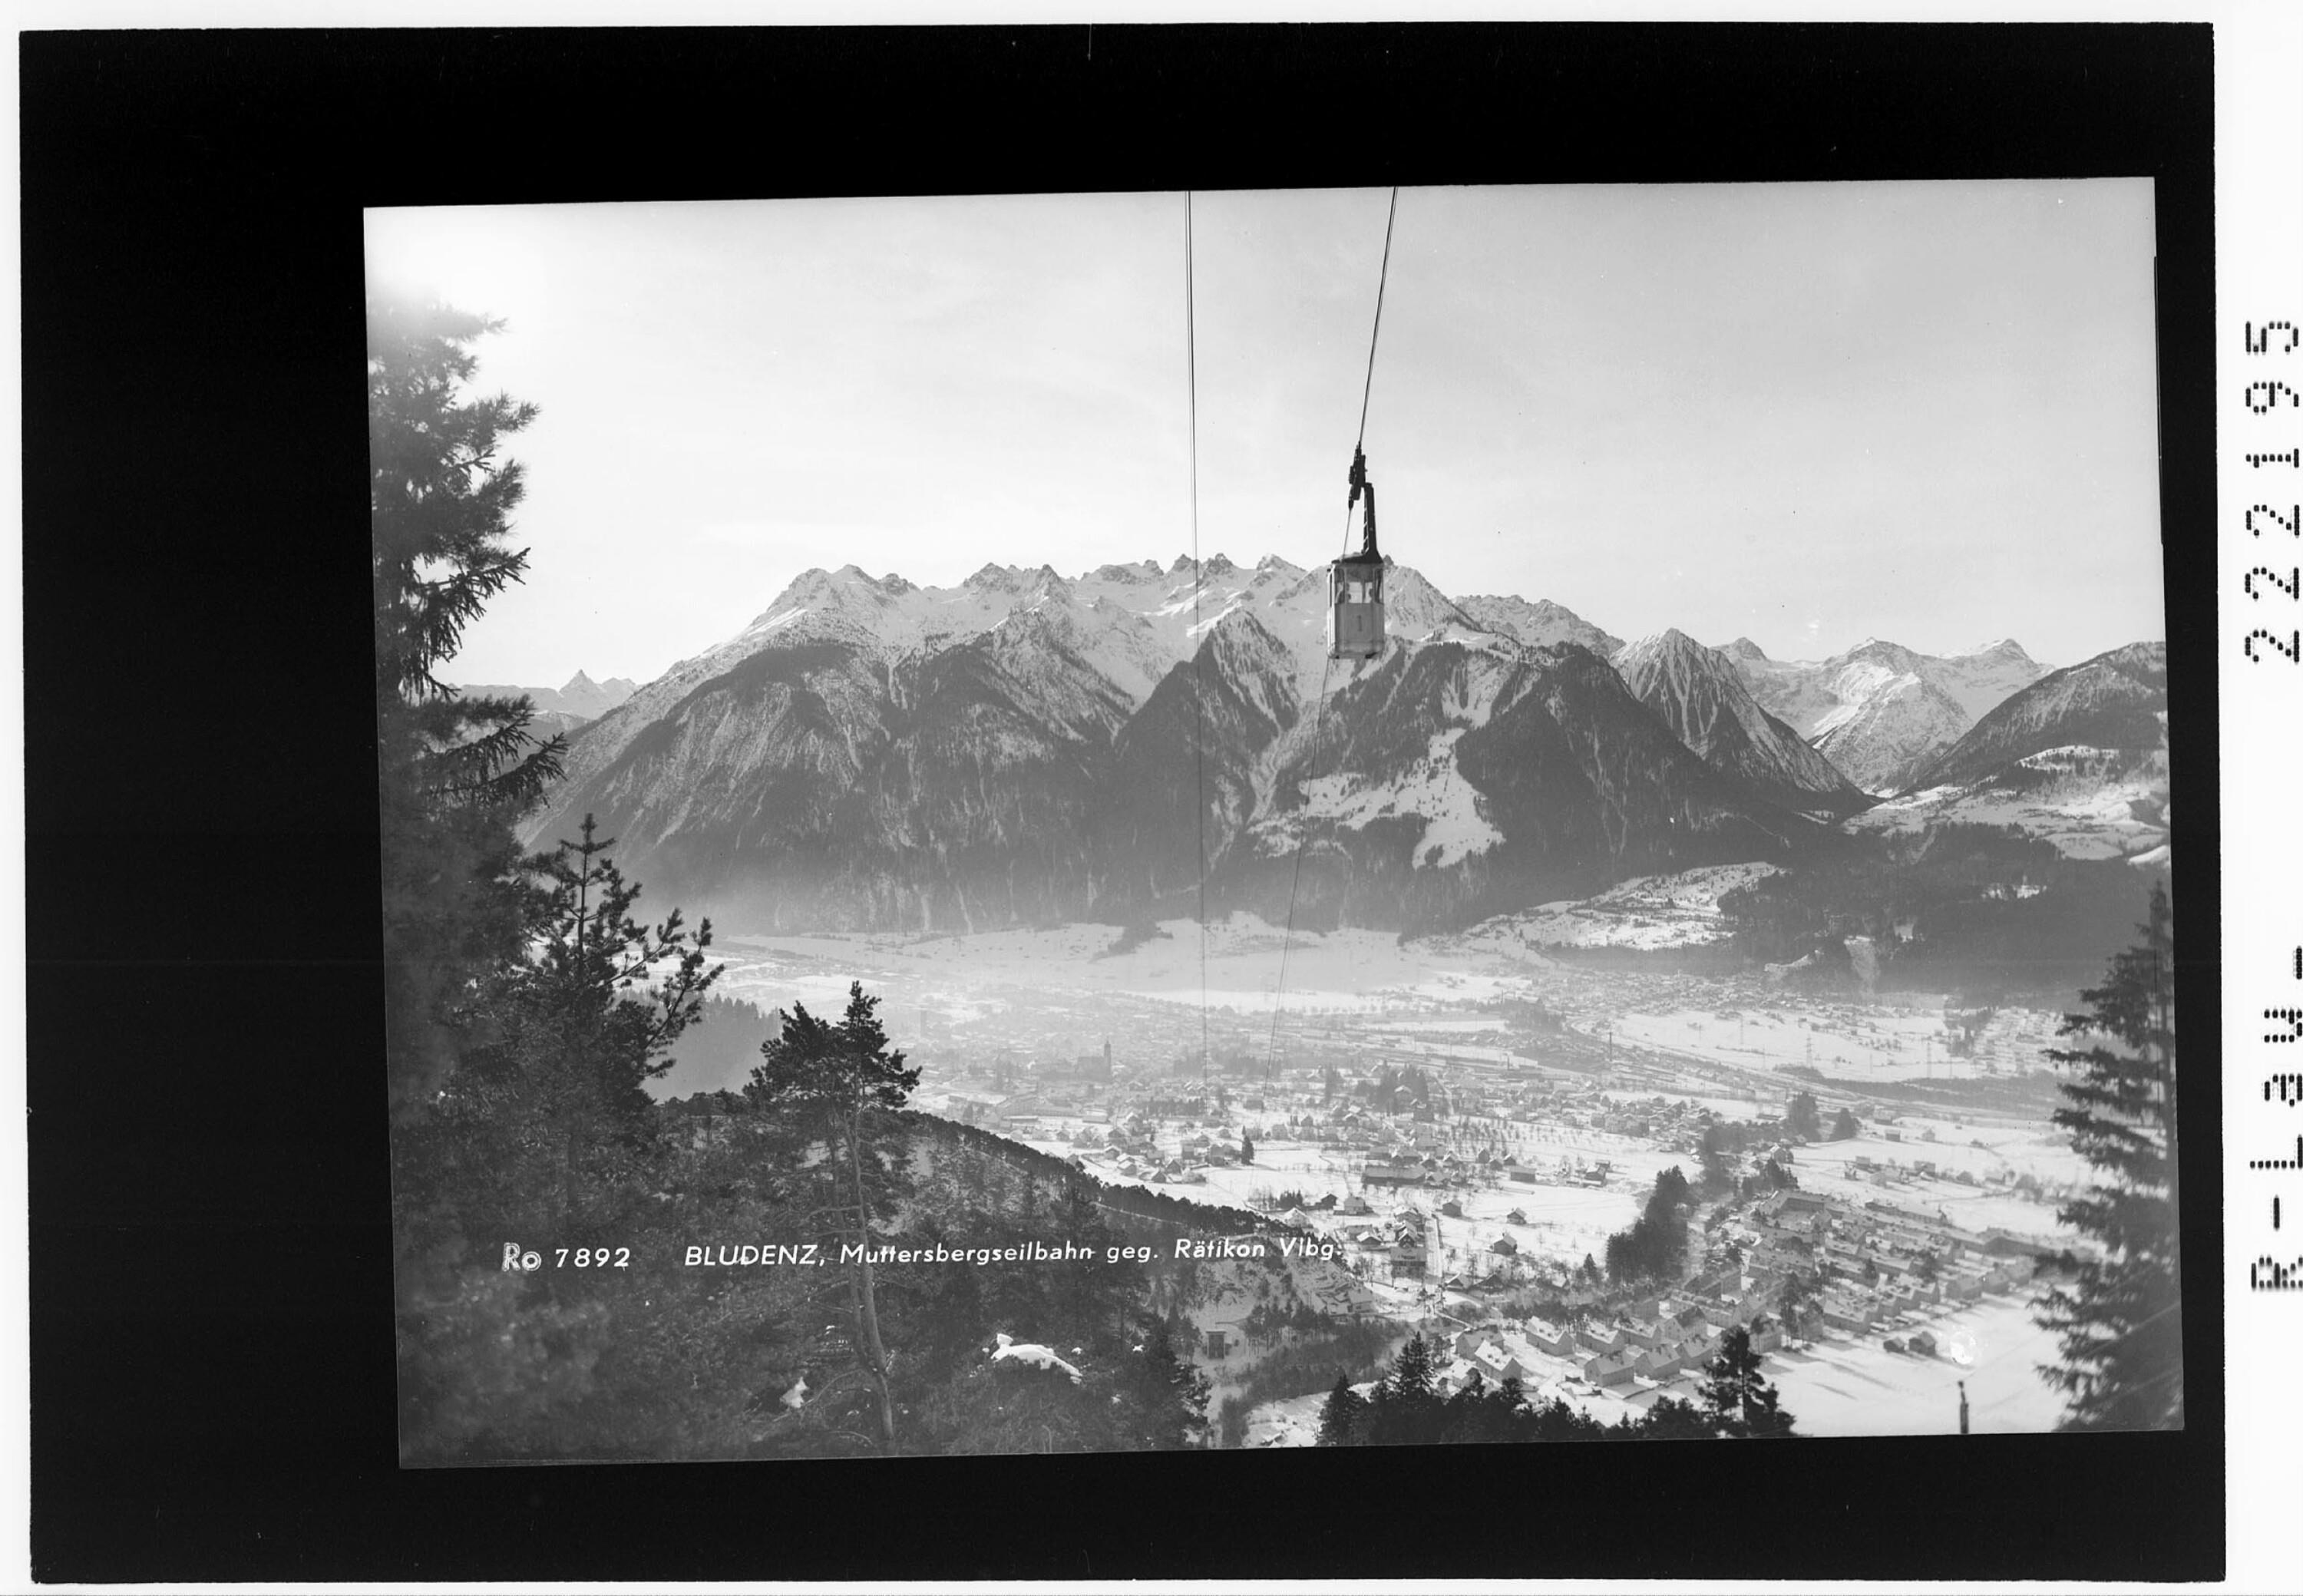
[372,178,2182,1464]
[26,13,2255,1583]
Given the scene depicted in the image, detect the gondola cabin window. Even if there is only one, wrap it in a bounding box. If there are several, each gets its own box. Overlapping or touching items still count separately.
[1329,560,1386,659]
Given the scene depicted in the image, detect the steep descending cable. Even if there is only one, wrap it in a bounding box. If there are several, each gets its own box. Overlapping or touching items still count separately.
[1266,186,1402,1076]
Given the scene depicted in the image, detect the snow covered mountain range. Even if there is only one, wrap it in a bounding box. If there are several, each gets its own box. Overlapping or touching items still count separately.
[1849,641,2170,861]
[517,556,2156,935]
[452,669,639,741]
[1610,630,1871,818]
[1723,637,2049,795]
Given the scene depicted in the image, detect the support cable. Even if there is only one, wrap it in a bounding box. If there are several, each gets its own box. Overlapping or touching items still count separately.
[1188,191,1209,1084]
[1356,186,1401,449]
[1263,186,1400,1079]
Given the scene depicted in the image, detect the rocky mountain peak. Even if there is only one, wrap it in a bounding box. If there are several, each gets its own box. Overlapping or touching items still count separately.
[1842,637,1925,675]
[1905,638,2167,791]
[1617,628,1716,669]
[1617,629,1869,818]
[1455,595,1623,656]
[511,535,2161,941]
[1089,560,1163,583]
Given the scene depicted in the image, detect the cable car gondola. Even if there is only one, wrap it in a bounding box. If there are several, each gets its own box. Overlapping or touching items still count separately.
[1328,443,1386,660]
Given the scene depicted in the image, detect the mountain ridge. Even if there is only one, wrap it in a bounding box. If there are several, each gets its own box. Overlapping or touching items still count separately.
[1726,636,2050,794]
[514,553,2109,936]
[1611,629,1872,819]
[1905,639,2166,791]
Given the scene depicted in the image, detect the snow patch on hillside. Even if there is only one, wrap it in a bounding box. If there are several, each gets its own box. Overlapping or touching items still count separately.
[1808,660,1905,740]
[1277,728,1504,870]
[1455,861,1783,951]
[1848,745,2169,861]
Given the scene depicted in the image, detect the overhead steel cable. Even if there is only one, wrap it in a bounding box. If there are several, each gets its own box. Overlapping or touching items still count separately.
[1187,190,1209,1085]
[1356,185,1401,449]
[1264,185,1402,1079]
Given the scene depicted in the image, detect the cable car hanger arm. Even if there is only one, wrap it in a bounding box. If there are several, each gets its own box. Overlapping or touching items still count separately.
[1346,443,1379,562]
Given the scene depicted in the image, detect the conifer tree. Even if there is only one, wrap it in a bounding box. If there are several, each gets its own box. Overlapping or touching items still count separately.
[373,294,583,1462]
[1699,1325,1795,1437]
[1316,1371,1366,1445]
[1356,1331,1446,1446]
[1604,1165,1694,1283]
[1046,1184,1133,1356]
[1638,1394,1720,1439]
[746,982,922,1455]
[1217,1393,1251,1448]
[1776,1273,1821,1340]
[444,816,719,1237]
[2036,882,2182,1430]
[1122,1316,1213,1449]
[371,292,565,1121]
[1386,1331,1437,1401]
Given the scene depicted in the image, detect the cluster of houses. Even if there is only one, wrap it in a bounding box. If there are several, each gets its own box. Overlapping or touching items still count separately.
[924,1013,1749,1198]
[1428,1185,2061,1398]
[938,1042,1637,1194]
[1061,1112,1244,1185]
[1732,1188,2057,1339]
[1501,1156,1612,1188]
[1434,1290,1786,1398]
[1406,1164,2073,1400]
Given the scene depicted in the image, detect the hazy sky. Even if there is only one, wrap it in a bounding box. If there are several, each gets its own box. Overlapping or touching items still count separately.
[366,181,2163,688]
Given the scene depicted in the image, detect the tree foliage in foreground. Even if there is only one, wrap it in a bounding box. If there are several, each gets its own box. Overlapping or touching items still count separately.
[421,815,719,1244]
[1313,1328,1794,1446]
[1698,1324,1795,1437]
[380,294,1264,1465]
[372,293,567,1123]
[744,983,920,1454]
[2036,881,2182,1431]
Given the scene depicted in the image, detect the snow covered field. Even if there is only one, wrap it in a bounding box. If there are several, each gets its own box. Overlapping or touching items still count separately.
[1598,1001,2060,1083]
[1793,1125,2091,1197]
[722,914,1533,1013]
[1124,986,1411,1016]
[1244,1383,1370,1447]
[1023,1128,1667,1275]
[712,917,2055,1094]
[1451,861,1785,952]
[1238,1294,2064,1442]
[1517,1294,2067,1438]
[822,907,2102,1444]
[1848,745,2169,862]
[1767,1296,2063,1435]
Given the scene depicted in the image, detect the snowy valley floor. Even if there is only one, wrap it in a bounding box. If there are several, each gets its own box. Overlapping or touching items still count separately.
[1241,1292,2061,1444]
[674,898,2132,1438]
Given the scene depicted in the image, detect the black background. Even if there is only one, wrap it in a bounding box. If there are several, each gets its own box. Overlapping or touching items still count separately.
[22,21,2222,1582]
